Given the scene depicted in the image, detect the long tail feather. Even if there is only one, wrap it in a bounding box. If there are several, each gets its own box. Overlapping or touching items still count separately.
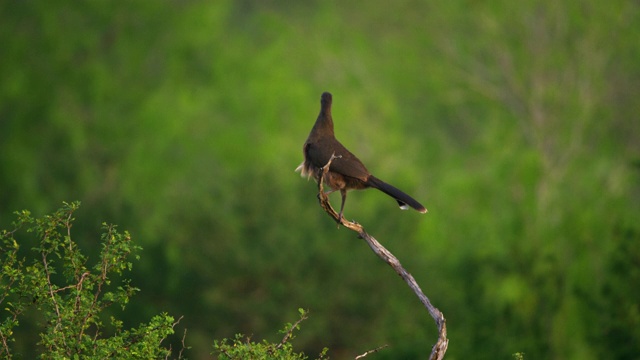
[367,176,427,213]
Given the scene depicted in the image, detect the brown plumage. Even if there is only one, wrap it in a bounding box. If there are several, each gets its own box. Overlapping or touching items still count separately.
[297,92,427,220]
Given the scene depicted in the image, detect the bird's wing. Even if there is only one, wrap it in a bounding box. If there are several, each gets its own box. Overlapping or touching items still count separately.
[307,139,369,181]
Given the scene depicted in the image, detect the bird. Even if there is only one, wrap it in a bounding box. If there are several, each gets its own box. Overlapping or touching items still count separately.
[296,91,427,220]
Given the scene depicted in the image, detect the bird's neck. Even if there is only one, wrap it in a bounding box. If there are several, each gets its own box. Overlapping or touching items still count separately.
[310,109,334,138]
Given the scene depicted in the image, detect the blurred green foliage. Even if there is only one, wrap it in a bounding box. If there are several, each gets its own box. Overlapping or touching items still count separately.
[1,1,638,359]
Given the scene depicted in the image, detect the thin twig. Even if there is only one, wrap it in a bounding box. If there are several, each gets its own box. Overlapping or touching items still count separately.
[317,156,449,360]
[42,246,67,351]
[178,327,188,359]
[277,310,309,349]
[165,317,187,360]
[355,344,389,359]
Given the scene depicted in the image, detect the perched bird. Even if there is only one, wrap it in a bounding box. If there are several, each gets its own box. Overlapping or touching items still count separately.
[296,92,427,220]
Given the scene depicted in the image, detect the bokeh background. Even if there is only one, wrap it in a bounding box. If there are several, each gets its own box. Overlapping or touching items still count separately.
[2,1,639,359]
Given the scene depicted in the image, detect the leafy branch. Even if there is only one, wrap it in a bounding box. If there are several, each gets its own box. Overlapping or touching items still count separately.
[0,201,184,359]
[213,308,328,360]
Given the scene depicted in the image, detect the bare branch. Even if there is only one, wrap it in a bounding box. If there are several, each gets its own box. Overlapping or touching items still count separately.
[165,316,187,360]
[355,344,389,359]
[178,327,188,359]
[317,157,449,360]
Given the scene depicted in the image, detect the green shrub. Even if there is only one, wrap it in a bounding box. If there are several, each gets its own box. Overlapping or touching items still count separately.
[0,201,181,359]
[1,202,328,359]
[212,309,328,360]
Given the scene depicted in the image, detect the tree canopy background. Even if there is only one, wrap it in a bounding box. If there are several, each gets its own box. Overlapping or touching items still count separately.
[1,1,639,359]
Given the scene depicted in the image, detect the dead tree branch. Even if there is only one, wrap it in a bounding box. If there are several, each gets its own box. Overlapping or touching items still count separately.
[355,344,389,359]
[317,155,448,360]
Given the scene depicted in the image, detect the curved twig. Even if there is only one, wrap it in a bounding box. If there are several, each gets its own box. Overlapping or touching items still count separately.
[317,155,448,360]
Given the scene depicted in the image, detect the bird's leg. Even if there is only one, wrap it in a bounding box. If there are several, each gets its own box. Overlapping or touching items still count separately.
[319,154,342,193]
[338,189,347,222]
[324,188,338,196]
[320,153,342,196]
[318,152,346,224]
